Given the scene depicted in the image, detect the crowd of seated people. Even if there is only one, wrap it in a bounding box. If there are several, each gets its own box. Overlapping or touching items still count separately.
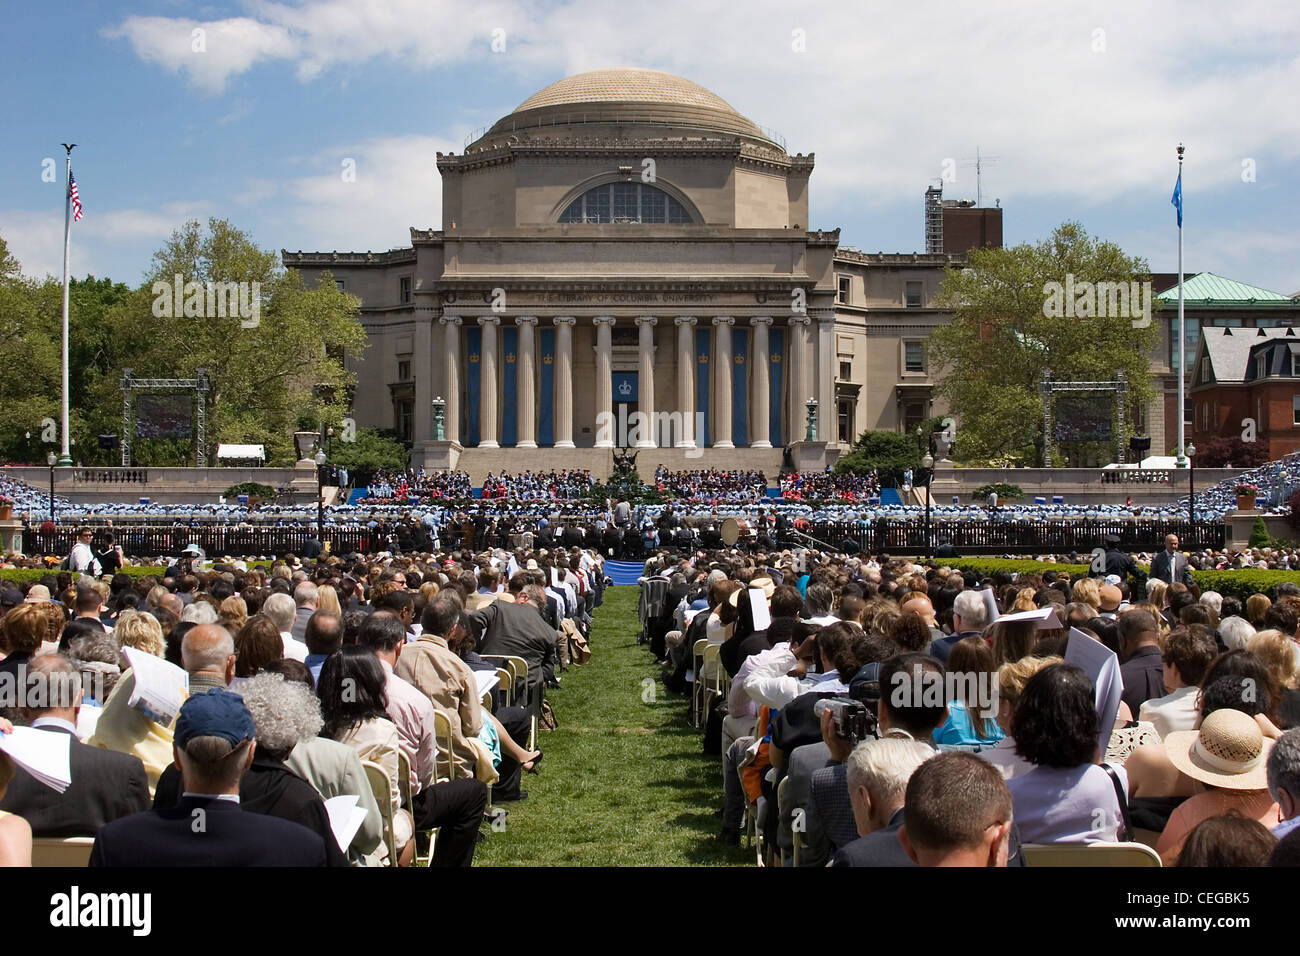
[653,468,767,502]
[636,547,1300,867]
[480,470,596,500]
[359,470,473,504]
[0,541,607,867]
[780,470,881,501]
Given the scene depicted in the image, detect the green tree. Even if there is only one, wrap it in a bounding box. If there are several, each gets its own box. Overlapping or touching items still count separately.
[833,429,922,486]
[84,219,366,465]
[327,428,410,482]
[929,222,1158,466]
[0,234,62,461]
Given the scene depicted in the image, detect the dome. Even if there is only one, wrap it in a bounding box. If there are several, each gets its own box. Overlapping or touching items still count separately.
[480,68,779,148]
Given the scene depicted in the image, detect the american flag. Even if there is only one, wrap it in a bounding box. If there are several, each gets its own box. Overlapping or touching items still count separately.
[69,171,82,221]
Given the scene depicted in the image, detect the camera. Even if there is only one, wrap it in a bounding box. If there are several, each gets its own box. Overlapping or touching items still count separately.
[814,697,874,744]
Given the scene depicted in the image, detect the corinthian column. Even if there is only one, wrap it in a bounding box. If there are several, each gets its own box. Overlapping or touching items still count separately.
[553,316,576,448]
[816,313,836,442]
[675,316,696,448]
[593,316,615,448]
[439,316,462,443]
[478,316,500,448]
[635,315,657,448]
[515,316,538,448]
[712,316,735,449]
[750,316,772,448]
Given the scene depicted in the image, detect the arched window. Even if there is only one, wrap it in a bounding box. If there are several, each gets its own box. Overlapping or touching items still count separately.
[558,183,693,224]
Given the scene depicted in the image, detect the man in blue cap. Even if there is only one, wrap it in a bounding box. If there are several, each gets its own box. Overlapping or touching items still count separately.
[89,690,330,866]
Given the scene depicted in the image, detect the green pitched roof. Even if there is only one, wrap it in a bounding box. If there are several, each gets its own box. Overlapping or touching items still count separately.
[1156,271,1292,303]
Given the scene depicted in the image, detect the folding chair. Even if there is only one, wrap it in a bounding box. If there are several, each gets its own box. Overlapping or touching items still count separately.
[775,775,795,867]
[432,709,456,784]
[482,654,536,750]
[690,638,708,728]
[30,836,94,867]
[1021,841,1162,867]
[495,667,513,707]
[700,643,727,723]
[362,760,398,866]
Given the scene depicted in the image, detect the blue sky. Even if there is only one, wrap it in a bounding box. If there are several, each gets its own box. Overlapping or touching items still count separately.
[3,0,1298,295]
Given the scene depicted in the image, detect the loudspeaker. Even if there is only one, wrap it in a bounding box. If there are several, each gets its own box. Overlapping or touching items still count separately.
[98,434,120,450]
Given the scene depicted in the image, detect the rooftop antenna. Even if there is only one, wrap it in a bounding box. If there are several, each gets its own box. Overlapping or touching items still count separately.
[960,146,999,207]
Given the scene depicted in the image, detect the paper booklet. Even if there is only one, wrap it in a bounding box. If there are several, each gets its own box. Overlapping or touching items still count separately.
[0,726,72,793]
[324,794,369,853]
[122,647,190,727]
[474,670,500,696]
[1064,626,1123,759]
[996,607,1062,629]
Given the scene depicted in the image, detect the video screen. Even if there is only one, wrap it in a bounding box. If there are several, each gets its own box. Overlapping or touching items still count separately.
[1054,394,1113,442]
[135,393,193,439]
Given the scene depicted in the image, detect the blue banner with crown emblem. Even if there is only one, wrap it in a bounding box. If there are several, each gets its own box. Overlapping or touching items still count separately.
[612,371,638,402]
[732,327,748,447]
[769,327,784,446]
[502,326,517,445]
[696,328,710,447]
[465,326,481,447]
[539,327,554,446]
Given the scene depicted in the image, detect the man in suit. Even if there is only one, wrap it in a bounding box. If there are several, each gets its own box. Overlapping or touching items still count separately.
[832,736,933,867]
[290,582,318,642]
[471,588,558,708]
[1102,533,1146,588]
[1149,533,1194,586]
[0,654,150,837]
[90,689,329,866]
[1118,608,1166,715]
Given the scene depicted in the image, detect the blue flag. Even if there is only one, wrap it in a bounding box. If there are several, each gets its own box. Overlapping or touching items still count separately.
[1171,171,1182,227]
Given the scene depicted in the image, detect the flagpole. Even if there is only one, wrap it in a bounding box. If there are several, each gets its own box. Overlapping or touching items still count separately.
[1175,143,1186,469]
[59,144,74,467]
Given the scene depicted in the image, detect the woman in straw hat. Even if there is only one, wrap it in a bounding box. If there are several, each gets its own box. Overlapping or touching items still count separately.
[1157,707,1281,859]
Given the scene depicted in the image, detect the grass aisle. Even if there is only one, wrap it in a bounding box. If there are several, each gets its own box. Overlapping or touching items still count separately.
[475,585,750,866]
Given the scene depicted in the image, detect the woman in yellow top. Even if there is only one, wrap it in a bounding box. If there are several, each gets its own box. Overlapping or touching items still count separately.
[0,719,32,867]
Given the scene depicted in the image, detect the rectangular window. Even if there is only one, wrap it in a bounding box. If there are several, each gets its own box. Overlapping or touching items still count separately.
[1200,357,1211,383]
[838,398,854,443]
[837,275,851,304]
[1294,395,1300,426]
[838,360,852,380]
[397,360,411,381]
[335,279,346,291]
[903,401,926,435]
[905,281,923,308]
[399,276,412,303]
[1170,316,1200,370]
[396,399,413,443]
[905,341,925,372]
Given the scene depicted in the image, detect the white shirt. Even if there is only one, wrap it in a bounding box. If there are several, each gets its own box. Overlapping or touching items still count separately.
[1137,685,1200,740]
[1009,763,1128,843]
[69,541,100,576]
[280,631,309,662]
[979,736,1035,781]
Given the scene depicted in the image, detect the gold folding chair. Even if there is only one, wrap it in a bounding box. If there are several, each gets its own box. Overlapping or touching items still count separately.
[482,654,536,750]
[31,836,94,867]
[690,638,708,728]
[1021,841,1162,867]
[362,760,397,866]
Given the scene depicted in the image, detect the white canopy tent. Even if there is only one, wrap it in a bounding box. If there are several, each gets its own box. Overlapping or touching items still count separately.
[216,444,266,464]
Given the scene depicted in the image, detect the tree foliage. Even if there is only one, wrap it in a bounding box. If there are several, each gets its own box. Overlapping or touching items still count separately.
[929,222,1158,466]
[833,430,922,486]
[1191,435,1271,469]
[0,220,367,466]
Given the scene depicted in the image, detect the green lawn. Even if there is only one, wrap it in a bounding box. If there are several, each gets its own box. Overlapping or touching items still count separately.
[474,585,750,866]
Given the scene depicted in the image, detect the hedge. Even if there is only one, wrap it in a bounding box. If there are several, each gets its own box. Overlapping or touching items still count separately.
[933,558,1300,602]
[0,561,273,585]
[933,558,1089,578]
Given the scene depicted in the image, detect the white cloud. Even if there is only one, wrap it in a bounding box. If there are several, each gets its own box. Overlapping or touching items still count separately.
[104,15,297,94]
[265,134,453,254]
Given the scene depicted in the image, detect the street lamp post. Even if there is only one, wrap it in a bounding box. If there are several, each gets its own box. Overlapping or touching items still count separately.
[1187,442,1197,529]
[314,449,327,541]
[922,451,934,558]
[47,452,57,522]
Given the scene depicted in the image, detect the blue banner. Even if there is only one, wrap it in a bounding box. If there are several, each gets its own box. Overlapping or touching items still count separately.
[465,326,481,447]
[539,327,555,446]
[696,327,710,447]
[502,326,517,446]
[769,327,784,446]
[612,371,638,403]
[732,327,748,447]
